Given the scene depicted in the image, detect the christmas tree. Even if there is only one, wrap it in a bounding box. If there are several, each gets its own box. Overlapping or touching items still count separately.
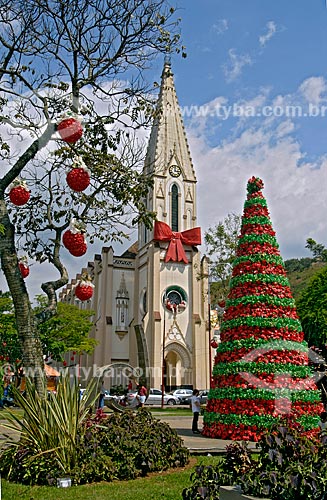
[203,176,324,441]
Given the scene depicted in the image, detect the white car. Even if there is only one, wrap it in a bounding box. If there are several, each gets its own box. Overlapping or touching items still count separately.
[127,388,180,406]
[171,389,193,404]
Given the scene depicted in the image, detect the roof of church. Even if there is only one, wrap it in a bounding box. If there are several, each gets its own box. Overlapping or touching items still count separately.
[144,58,196,180]
[120,241,138,258]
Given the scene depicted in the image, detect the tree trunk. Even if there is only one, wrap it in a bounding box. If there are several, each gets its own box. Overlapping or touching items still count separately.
[0,199,45,396]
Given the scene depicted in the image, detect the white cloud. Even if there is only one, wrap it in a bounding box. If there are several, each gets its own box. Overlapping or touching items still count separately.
[212,19,228,35]
[186,82,327,261]
[299,76,327,105]
[223,49,253,82]
[259,21,277,47]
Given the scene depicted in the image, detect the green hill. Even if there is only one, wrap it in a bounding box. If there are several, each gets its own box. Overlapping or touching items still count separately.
[285,259,326,300]
[210,258,326,305]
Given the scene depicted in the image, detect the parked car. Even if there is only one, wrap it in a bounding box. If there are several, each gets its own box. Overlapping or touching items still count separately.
[103,391,123,405]
[171,388,194,404]
[184,390,210,406]
[127,388,180,406]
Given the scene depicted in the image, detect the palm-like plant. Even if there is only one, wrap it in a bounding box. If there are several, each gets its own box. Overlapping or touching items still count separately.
[1,373,98,477]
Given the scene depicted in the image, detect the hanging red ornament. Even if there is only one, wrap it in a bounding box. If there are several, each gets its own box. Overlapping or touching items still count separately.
[63,230,87,256]
[19,262,30,278]
[62,219,87,257]
[66,157,90,192]
[9,179,30,206]
[57,117,83,143]
[63,360,67,367]
[210,339,218,349]
[75,280,94,301]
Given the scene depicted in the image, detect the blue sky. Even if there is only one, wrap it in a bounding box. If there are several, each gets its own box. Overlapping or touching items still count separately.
[147,0,327,261]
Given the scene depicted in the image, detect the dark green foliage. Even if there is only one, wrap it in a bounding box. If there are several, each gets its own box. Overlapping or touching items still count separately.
[287,261,326,300]
[182,451,242,500]
[297,266,327,352]
[0,408,189,486]
[183,423,327,500]
[305,239,327,262]
[239,422,327,499]
[205,213,242,304]
[224,442,253,482]
[284,257,313,273]
[110,384,127,396]
[182,464,222,500]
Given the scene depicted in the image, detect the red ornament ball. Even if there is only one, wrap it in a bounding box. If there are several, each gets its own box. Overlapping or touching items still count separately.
[210,340,218,349]
[9,186,30,206]
[19,262,30,278]
[57,117,83,143]
[66,168,90,192]
[75,283,94,301]
[62,230,87,257]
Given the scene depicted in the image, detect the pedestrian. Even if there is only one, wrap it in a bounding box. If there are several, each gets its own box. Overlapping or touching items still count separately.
[98,380,106,409]
[136,384,147,407]
[319,411,327,431]
[191,389,201,434]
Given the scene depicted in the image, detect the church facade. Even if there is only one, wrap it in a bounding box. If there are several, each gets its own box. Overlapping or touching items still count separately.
[59,60,210,392]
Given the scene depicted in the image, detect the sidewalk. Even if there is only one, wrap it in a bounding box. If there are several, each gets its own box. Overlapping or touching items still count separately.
[155,414,258,454]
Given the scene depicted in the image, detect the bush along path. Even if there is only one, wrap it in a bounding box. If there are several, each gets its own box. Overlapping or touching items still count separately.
[203,176,324,441]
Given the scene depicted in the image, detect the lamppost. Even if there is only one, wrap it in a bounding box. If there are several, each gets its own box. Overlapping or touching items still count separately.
[208,277,212,386]
[161,299,166,409]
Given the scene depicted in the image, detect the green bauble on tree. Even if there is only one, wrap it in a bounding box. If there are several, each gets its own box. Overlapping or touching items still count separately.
[203,176,324,441]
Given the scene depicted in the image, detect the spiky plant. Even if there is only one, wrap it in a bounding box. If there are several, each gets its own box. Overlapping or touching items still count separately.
[203,176,324,441]
[0,373,98,478]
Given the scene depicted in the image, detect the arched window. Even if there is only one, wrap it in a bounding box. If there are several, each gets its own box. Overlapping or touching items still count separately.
[171,184,179,231]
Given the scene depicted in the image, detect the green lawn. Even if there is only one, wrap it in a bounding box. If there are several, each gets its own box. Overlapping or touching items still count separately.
[0,456,222,500]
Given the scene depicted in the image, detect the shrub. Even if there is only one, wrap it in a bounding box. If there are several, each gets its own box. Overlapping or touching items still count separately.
[181,443,249,499]
[239,421,327,499]
[182,423,327,500]
[0,379,189,486]
[76,408,190,483]
[182,464,222,500]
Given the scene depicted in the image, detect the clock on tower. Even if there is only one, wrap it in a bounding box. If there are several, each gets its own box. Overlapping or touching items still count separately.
[169,165,181,177]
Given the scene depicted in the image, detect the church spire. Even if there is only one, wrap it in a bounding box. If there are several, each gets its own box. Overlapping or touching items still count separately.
[144,59,196,181]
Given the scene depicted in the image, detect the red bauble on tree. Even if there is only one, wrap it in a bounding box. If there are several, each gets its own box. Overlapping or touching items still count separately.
[75,279,94,301]
[62,219,87,257]
[19,261,30,278]
[57,117,83,143]
[63,230,87,257]
[9,179,30,206]
[66,157,90,192]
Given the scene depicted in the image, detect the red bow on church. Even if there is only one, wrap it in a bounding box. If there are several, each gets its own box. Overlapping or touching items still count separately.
[153,221,201,264]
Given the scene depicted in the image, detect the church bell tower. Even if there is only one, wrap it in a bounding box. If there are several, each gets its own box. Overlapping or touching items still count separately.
[134,58,209,390]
